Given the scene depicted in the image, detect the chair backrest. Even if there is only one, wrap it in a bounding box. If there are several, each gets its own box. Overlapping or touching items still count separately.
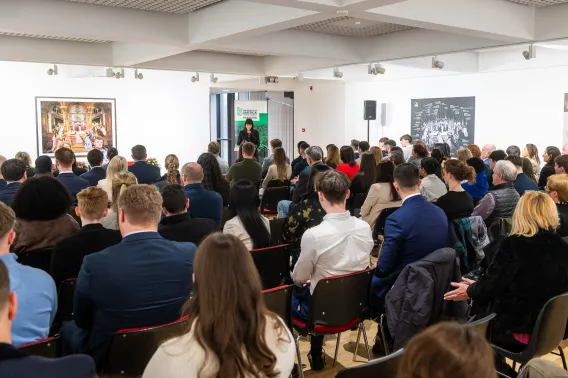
[101,317,188,377]
[373,207,400,238]
[466,313,496,340]
[18,336,59,358]
[221,206,231,229]
[57,278,77,324]
[310,269,373,328]
[261,186,290,214]
[527,293,568,358]
[263,285,293,330]
[351,193,367,210]
[266,179,290,188]
[269,218,287,246]
[335,348,404,378]
[250,244,290,290]
[487,217,512,243]
[16,248,54,273]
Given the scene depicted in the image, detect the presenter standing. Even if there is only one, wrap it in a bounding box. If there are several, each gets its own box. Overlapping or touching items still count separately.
[237,118,260,158]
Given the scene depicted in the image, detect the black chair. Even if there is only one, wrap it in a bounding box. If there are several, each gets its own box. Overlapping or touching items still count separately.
[292,269,374,367]
[221,206,231,229]
[372,207,400,256]
[18,336,60,358]
[335,348,403,378]
[492,293,568,371]
[261,186,290,215]
[250,245,290,290]
[266,179,290,189]
[269,218,287,246]
[100,317,188,378]
[16,248,54,273]
[465,313,496,340]
[57,278,77,324]
[487,217,512,243]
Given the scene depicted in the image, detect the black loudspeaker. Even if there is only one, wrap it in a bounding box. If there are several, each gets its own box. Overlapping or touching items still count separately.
[364,100,377,120]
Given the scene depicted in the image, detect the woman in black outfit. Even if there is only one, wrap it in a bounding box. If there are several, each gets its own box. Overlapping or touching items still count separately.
[538,146,561,189]
[236,118,260,158]
[430,148,446,181]
[350,152,376,195]
[436,159,475,220]
[197,153,230,206]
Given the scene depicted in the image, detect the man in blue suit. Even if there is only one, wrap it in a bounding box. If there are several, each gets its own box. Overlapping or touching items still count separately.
[372,163,448,300]
[0,159,27,206]
[127,145,161,184]
[55,148,89,205]
[80,149,106,186]
[182,162,223,228]
[61,184,196,367]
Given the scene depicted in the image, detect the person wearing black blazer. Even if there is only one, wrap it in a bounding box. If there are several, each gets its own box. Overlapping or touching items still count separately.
[54,148,89,205]
[80,149,106,187]
[538,146,561,189]
[236,118,260,158]
[127,145,161,184]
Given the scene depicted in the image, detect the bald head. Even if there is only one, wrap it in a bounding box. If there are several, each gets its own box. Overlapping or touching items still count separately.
[481,144,496,160]
[181,162,204,185]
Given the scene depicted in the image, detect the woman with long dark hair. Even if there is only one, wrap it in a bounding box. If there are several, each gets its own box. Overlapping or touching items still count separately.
[350,152,376,196]
[223,180,270,250]
[197,153,230,206]
[143,233,295,378]
[236,118,260,158]
[360,161,401,228]
[430,148,446,181]
[538,146,561,189]
[336,145,359,179]
[262,147,291,190]
[523,143,541,177]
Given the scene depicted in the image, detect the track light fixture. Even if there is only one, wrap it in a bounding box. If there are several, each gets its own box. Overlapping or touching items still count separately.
[295,73,304,81]
[134,69,144,80]
[264,76,280,84]
[191,72,200,83]
[106,68,124,79]
[47,64,58,76]
[523,44,536,60]
[368,63,385,75]
[432,57,444,69]
[210,73,218,83]
[333,67,343,79]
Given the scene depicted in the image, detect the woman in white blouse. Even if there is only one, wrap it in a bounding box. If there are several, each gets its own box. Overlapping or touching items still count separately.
[97,155,128,198]
[262,147,292,190]
[143,233,295,378]
[360,161,402,228]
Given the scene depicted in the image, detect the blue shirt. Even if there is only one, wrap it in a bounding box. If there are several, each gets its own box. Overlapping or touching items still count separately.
[0,254,57,346]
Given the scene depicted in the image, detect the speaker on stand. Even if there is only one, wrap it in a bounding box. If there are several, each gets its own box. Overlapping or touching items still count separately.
[364,100,377,142]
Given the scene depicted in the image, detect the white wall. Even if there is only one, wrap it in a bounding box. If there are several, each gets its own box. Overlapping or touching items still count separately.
[0,62,210,173]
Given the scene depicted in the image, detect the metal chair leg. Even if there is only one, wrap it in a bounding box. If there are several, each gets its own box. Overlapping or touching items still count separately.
[295,335,304,378]
[353,327,362,362]
[559,346,567,370]
[512,362,516,371]
[379,314,390,355]
[361,323,372,361]
[333,333,341,367]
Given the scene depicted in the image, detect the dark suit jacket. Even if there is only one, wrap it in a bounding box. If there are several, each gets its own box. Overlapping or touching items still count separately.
[0,179,6,191]
[372,194,448,298]
[292,162,331,203]
[0,182,21,206]
[291,158,309,179]
[0,343,95,378]
[538,164,556,189]
[184,184,223,227]
[158,213,219,245]
[72,232,196,363]
[80,167,106,187]
[56,173,89,205]
[128,161,161,184]
[237,129,260,148]
[50,224,122,287]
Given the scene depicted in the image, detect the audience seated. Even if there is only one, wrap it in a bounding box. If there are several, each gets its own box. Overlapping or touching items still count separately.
[487,149,507,187]
[50,187,122,288]
[15,151,35,179]
[127,145,161,184]
[158,184,218,245]
[207,141,229,176]
[291,142,310,179]
[430,148,446,180]
[355,141,370,164]
[445,191,568,358]
[350,151,376,197]
[182,162,223,227]
[456,147,472,164]
[351,139,360,160]
[101,172,137,230]
[291,140,308,171]
[466,144,482,159]
[522,157,538,184]
[143,233,294,378]
[462,157,489,203]
[0,203,57,347]
[34,155,54,178]
[506,154,538,195]
[55,148,89,205]
[398,322,496,378]
[226,142,262,185]
[262,139,290,178]
[539,146,561,189]
[291,146,329,204]
[0,156,7,190]
[80,149,106,186]
[361,161,402,228]
[523,143,541,176]
[11,177,79,252]
[262,146,291,190]
[197,153,230,206]
[545,174,568,237]
[383,139,397,156]
[223,180,270,250]
[436,160,475,220]
[419,157,447,202]
[389,150,405,167]
[400,134,413,162]
[555,154,568,174]
[325,144,340,169]
[102,147,118,170]
[370,145,383,166]
[507,145,521,156]
[155,154,180,191]
[61,185,196,366]
[292,170,373,370]
[336,145,360,179]
[372,163,448,300]
[408,143,428,168]
[97,155,129,199]
[0,159,27,206]
[473,160,520,225]
[0,260,96,378]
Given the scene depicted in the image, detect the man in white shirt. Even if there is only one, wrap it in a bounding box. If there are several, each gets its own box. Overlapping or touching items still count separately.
[292,170,373,371]
[419,157,447,201]
[399,134,413,162]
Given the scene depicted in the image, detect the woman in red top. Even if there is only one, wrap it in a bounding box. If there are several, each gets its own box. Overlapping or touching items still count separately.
[336,145,360,179]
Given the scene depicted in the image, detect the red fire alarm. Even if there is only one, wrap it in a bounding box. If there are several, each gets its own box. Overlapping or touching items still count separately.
[302,128,306,132]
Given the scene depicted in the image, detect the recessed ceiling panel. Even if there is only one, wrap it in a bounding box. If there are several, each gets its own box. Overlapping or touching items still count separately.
[294,16,413,37]
[506,0,568,6]
[0,32,110,43]
[64,0,223,13]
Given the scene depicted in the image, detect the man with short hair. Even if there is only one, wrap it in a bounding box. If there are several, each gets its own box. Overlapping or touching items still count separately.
[261,138,290,178]
[34,155,53,178]
[487,149,507,187]
[291,142,310,178]
[419,157,448,201]
[351,139,360,160]
[291,140,307,170]
[0,156,6,191]
[92,136,108,164]
[207,141,229,175]
[399,134,413,162]
[555,155,568,174]
[80,149,106,186]
[0,159,27,206]
[473,160,520,224]
[127,144,161,184]
[506,145,521,156]
[61,185,196,367]
[292,170,373,371]
[389,151,405,167]
[481,144,496,166]
[50,187,122,288]
[379,137,389,158]
[102,147,118,171]
[506,155,538,196]
[356,141,371,164]
[158,184,218,245]
[182,163,223,227]
[55,148,89,205]
[0,202,57,346]
[226,142,262,184]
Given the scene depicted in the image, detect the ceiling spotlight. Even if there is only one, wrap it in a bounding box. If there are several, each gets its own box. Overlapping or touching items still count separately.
[106,68,124,79]
[264,76,280,84]
[432,57,444,69]
[295,73,304,81]
[134,69,144,80]
[210,73,219,83]
[333,67,343,79]
[522,44,536,60]
[337,10,349,16]
[368,63,385,75]
[191,72,200,83]
[47,64,58,76]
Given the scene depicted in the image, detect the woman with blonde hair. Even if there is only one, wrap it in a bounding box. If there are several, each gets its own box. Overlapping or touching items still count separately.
[546,173,568,236]
[369,146,383,166]
[15,151,35,178]
[523,143,541,175]
[456,147,473,163]
[262,147,291,190]
[155,154,180,191]
[325,145,341,169]
[445,191,568,357]
[101,171,137,230]
[98,156,128,198]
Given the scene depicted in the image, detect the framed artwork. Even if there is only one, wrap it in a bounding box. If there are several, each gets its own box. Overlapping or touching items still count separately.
[35,97,117,160]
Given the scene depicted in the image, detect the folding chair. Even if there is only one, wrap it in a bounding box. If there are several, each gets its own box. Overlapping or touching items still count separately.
[261,186,290,215]
[372,207,400,257]
[335,348,403,378]
[487,218,512,243]
[269,218,287,246]
[57,278,77,323]
[16,248,54,273]
[465,313,496,340]
[250,245,291,290]
[18,336,60,358]
[221,206,231,229]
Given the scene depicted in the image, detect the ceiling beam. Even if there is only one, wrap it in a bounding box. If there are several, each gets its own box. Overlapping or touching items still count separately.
[535,3,568,41]
[264,55,354,75]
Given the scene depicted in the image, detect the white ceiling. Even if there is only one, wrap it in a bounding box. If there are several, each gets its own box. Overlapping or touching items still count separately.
[294,17,413,38]
[64,0,223,13]
[507,0,568,5]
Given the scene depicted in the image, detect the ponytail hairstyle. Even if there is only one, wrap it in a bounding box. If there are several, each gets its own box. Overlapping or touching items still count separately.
[110,172,137,212]
[444,159,476,184]
[164,154,180,185]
